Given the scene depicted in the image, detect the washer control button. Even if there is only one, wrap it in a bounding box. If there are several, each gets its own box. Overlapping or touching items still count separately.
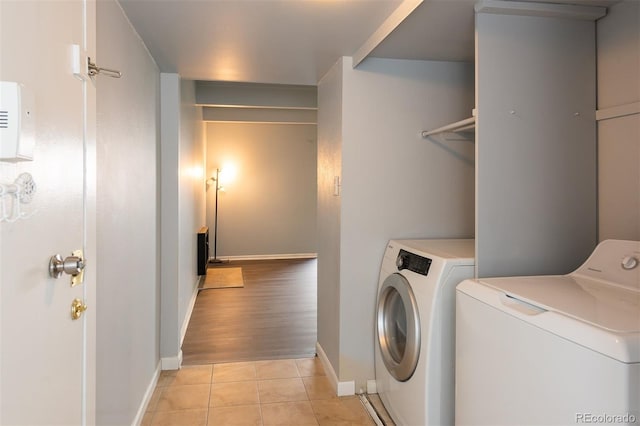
[621,255,639,270]
[396,253,410,270]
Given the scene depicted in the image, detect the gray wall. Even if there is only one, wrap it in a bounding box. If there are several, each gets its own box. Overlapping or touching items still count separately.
[160,75,205,366]
[317,58,344,373]
[597,0,640,241]
[160,74,180,364]
[96,1,160,424]
[317,57,474,388]
[475,9,598,277]
[205,122,317,258]
[178,80,206,340]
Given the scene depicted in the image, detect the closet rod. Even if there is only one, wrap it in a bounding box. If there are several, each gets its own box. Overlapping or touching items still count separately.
[421,116,475,138]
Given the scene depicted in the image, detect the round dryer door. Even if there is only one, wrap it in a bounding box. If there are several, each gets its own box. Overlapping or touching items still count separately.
[376,272,421,382]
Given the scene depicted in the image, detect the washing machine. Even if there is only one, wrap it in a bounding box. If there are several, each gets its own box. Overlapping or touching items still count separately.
[375,239,475,426]
[456,239,640,425]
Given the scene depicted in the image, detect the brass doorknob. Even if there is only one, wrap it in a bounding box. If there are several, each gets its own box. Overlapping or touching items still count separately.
[71,298,87,320]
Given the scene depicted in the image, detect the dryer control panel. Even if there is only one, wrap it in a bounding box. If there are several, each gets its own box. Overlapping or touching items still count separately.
[396,249,432,276]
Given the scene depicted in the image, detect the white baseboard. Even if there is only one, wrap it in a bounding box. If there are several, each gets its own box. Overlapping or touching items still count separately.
[367,379,377,394]
[132,361,161,426]
[161,350,183,370]
[315,342,355,397]
[181,276,201,346]
[209,253,317,262]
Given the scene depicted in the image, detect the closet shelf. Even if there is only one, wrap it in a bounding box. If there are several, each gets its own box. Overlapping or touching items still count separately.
[421,116,475,138]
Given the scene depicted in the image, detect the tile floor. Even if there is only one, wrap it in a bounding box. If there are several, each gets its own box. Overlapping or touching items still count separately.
[142,357,377,425]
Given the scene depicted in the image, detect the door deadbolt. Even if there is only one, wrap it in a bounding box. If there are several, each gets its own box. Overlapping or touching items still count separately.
[71,298,87,320]
[49,250,85,286]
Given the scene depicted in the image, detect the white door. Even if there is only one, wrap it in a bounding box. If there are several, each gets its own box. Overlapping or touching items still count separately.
[0,0,96,424]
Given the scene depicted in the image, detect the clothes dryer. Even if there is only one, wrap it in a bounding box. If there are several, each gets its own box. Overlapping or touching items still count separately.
[375,239,475,426]
[456,239,640,425]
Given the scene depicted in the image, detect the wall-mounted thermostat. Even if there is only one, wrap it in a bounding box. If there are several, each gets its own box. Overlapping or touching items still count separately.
[0,81,35,162]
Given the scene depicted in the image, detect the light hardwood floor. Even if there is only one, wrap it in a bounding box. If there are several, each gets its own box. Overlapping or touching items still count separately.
[182,258,317,365]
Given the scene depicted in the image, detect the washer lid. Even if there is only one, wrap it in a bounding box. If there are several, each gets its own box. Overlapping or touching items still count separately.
[479,275,640,334]
[473,275,640,363]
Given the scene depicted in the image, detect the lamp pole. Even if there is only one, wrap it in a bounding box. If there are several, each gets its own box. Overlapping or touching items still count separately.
[212,168,223,264]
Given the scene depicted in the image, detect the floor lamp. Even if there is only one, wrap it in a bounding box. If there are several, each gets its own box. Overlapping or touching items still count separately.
[209,168,224,264]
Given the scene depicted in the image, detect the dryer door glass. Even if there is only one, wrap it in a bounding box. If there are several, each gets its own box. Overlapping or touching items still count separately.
[384,290,407,363]
[376,273,421,382]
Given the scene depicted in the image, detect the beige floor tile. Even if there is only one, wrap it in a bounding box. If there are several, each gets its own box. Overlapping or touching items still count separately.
[156,384,211,411]
[157,370,178,387]
[261,401,319,425]
[302,376,336,400]
[210,381,259,407]
[151,409,208,426]
[340,397,375,426]
[256,359,300,379]
[295,358,325,378]
[208,404,262,426]
[213,362,257,383]
[258,378,308,404]
[310,399,364,425]
[173,365,213,386]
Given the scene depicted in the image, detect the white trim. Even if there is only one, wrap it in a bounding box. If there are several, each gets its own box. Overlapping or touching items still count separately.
[196,104,317,111]
[202,106,317,124]
[475,0,606,21]
[358,394,384,426]
[315,342,355,397]
[202,120,317,125]
[337,379,356,397]
[131,362,161,426]
[366,380,378,394]
[352,0,423,67]
[596,101,640,121]
[180,276,201,346]
[161,350,182,371]
[210,253,317,262]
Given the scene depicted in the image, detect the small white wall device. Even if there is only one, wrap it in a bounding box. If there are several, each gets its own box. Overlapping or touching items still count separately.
[0,81,35,162]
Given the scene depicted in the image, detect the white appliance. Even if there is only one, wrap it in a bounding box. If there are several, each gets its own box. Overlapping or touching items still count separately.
[375,239,475,426]
[456,239,640,426]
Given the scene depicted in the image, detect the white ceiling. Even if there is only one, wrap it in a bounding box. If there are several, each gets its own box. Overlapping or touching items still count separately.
[118,0,618,87]
[118,0,404,86]
[369,0,476,62]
